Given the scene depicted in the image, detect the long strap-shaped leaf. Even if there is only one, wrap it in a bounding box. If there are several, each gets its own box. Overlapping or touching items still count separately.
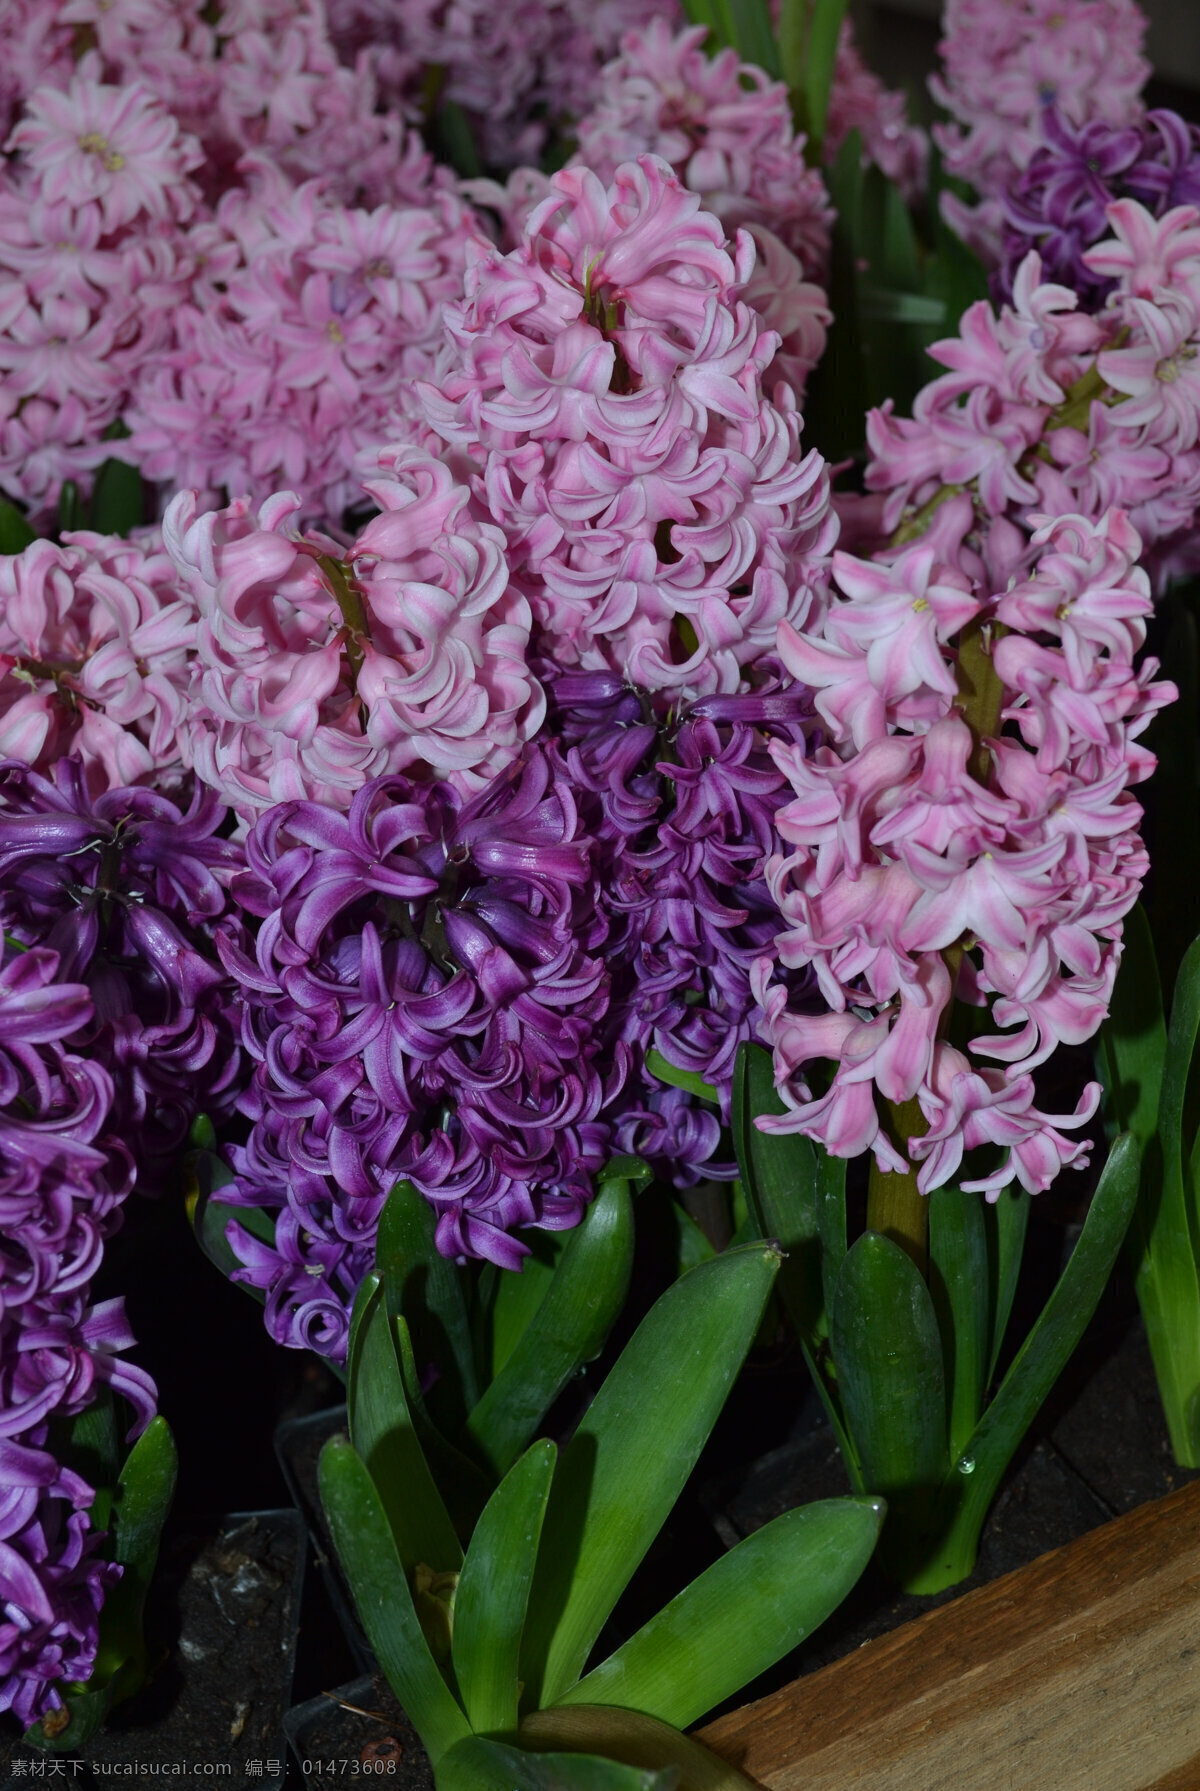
[1101,909,1200,1463]
[347,1276,462,1575]
[436,1735,678,1790]
[832,1230,948,1500]
[555,1496,883,1730]
[928,1187,988,1460]
[468,1173,636,1477]
[376,1180,479,1427]
[319,1435,470,1764]
[520,1244,781,1710]
[930,1132,1142,1581]
[453,1440,556,1734]
[521,1708,758,1791]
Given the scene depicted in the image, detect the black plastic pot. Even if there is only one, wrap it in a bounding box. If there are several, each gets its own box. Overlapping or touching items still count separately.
[284,1673,433,1785]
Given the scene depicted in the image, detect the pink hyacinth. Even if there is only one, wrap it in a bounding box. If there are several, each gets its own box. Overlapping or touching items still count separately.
[754,506,1173,1199]
[125,156,485,522]
[866,208,1200,584]
[0,75,201,512]
[0,529,196,792]
[163,447,544,822]
[932,0,1149,260]
[411,155,835,699]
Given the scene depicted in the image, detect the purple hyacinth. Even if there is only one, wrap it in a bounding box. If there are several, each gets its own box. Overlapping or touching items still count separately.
[213,747,629,1358]
[0,758,244,1185]
[0,936,155,1727]
[997,107,1200,306]
[550,670,819,1185]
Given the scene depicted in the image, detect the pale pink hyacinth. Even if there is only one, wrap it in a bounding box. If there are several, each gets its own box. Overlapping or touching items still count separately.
[411,155,835,699]
[867,207,1200,581]
[0,529,197,791]
[753,507,1174,1198]
[0,76,201,511]
[825,22,929,203]
[569,22,833,391]
[932,0,1148,260]
[163,447,544,822]
[125,158,485,523]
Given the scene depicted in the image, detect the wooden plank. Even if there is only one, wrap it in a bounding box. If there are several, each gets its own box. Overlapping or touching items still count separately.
[697,1479,1200,1791]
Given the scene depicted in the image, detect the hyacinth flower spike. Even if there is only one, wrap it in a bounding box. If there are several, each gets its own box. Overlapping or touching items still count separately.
[316,1178,884,1790]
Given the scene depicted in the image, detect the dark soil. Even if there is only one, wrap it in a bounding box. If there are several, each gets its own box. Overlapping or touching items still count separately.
[1,1512,305,1790]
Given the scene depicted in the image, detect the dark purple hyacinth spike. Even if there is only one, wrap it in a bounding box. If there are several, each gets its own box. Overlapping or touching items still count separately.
[0,758,244,1185]
[997,107,1200,307]
[0,930,156,1728]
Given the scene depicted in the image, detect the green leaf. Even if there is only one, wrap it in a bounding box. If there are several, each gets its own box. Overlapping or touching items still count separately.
[670,1200,716,1272]
[376,1179,479,1429]
[556,1495,883,1729]
[452,1440,556,1733]
[804,0,850,153]
[928,1187,988,1459]
[392,1314,495,1537]
[491,1232,567,1379]
[29,1418,179,1751]
[860,289,945,325]
[88,455,143,536]
[949,1134,1143,1550]
[468,1173,636,1477]
[831,1231,948,1502]
[0,495,36,553]
[436,1735,678,1791]
[319,1436,470,1764]
[645,1048,719,1104]
[714,0,779,75]
[57,480,83,534]
[985,1187,1030,1384]
[520,1243,781,1710]
[521,1707,759,1791]
[1099,902,1166,1149]
[731,1043,823,1343]
[347,1276,462,1575]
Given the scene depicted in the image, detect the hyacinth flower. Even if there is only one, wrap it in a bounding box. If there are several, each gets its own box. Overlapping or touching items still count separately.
[313,1177,884,1789]
[201,667,813,1363]
[737,491,1170,1589]
[0,934,176,1739]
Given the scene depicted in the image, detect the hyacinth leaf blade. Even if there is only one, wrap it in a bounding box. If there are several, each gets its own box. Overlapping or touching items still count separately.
[28,1418,179,1751]
[732,1044,858,1476]
[928,1188,989,1462]
[319,1435,470,1764]
[0,495,36,552]
[392,1314,495,1538]
[830,1231,948,1574]
[671,1200,716,1272]
[519,1244,781,1710]
[924,1132,1142,1589]
[57,479,83,534]
[707,0,780,78]
[490,1233,566,1379]
[451,1439,556,1734]
[984,1188,1031,1384]
[554,1495,884,1730]
[1145,592,1200,991]
[48,1389,121,1534]
[435,1735,677,1791]
[803,0,850,153]
[521,1706,759,1789]
[376,1179,480,1427]
[89,455,144,537]
[1101,911,1200,1464]
[467,1171,637,1479]
[802,134,868,460]
[347,1275,462,1576]
[731,1042,824,1346]
[646,1048,720,1104]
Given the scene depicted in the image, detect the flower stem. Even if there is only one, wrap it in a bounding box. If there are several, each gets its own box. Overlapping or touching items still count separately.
[867,1095,928,1273]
